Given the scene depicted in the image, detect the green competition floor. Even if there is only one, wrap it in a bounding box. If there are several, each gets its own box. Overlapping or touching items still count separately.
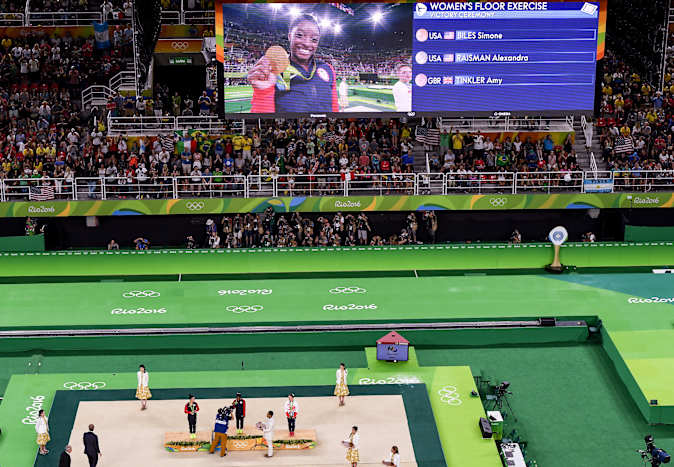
[0,348,499,467]
[2,271,674,414]
[0,242,673,279]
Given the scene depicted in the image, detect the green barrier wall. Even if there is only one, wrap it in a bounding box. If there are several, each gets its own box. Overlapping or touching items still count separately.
[0,326,590,354]
[625,225,674,242]
[0,234,44,252]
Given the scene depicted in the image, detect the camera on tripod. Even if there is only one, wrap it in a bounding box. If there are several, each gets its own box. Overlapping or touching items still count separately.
[486,381,517,421]
[494,381,511,397]
[637,435,671,466]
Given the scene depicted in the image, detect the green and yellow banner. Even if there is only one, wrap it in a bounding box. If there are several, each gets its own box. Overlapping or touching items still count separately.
[2,192,672,218]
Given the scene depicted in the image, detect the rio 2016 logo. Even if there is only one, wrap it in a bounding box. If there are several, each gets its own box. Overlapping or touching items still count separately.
[111,308,167,315]
[358,376,421,385]
[322,304,377,311]
[21,395,46,425]
[218,289,272,296]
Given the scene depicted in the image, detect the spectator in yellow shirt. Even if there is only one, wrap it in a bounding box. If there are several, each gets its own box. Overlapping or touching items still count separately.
[452,130,464,154]
[232,135,243,153]
[242,135,252,160]
[620,125,631,137]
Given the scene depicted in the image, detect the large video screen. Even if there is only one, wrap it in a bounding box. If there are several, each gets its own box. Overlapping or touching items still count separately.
[216,1,604,117]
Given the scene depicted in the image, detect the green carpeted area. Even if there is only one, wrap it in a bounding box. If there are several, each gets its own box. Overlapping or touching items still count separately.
[2,270,674,424]
[418,344,674,467]
[0,242,673,279]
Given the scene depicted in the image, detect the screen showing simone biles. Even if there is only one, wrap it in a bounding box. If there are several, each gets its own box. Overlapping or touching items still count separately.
[216,1,603,117]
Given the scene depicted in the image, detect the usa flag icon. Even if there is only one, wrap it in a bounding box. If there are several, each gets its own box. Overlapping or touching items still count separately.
[444,31,455,40]
[443,54,454,63]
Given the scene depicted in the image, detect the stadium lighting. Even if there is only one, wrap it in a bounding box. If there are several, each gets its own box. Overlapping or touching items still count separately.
[270,3,282,12]
[319,17,331,29]
[333,23,342,34]
[370,10,384,25]
[288,6,301,18]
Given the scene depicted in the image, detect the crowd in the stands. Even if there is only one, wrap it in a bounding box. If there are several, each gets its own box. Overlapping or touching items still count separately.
[597,0,674,183]
[3,2,674,201]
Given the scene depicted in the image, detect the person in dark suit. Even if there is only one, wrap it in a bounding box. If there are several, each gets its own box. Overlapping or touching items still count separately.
[83,424,102,467]
[58,445,72,467]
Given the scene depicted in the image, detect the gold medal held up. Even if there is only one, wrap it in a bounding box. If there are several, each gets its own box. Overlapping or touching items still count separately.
[265,45,290,75]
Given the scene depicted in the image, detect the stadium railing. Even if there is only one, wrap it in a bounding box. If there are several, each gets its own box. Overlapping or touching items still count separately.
[108,115,232,136]
[161,10,181,25]
[611,170,674,192]
[2,178,75,202]
[514,171,584,193]
[82,85,115,110]
[27,11,102,26]
[109,71,136,92]
[107,116,177,136]
[446,171,517,195]
[0,12,24,26]
[3,171,674,202]
[417,173,445,195]
[183,10,214,25]
[275,174,345,197]
[438,116,574,132]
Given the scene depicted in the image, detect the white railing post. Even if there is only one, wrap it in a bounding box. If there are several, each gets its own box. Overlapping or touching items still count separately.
[0,179,4,202]
[513,173,518,194]
[243,176,248,198]
[101,177,106,200]
[73,178,78,200]
[272,177,278,197]
[172,178,178,199]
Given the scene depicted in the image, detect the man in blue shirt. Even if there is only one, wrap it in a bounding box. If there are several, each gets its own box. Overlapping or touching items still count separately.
[209,407,232,457]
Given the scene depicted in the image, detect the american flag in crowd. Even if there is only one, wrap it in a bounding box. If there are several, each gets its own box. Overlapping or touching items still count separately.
[29,185,55,201]
[614,136,634,154]
[416,127,440,146]
[160,134,174,152]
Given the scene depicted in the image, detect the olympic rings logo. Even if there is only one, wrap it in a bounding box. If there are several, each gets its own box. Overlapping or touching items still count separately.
[437,385,462,405]
[171,41,188,50]
[226,305,263,313]
[489,197,507,207]
[329,287,367,294]
[122,290,160,298]
[232,440,248,449]
[63,382,107,390]
[185,201,205,211]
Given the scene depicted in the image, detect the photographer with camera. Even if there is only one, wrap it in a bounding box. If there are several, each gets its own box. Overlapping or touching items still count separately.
[209,406,232,457]
[638,435,671,466]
